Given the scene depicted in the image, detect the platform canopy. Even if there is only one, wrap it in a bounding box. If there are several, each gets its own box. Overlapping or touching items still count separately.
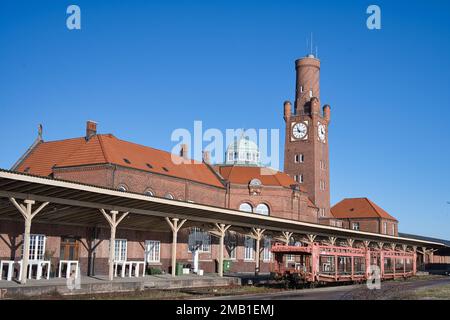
[0,169,446,248]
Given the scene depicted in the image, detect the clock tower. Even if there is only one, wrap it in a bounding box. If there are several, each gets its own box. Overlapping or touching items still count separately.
[283,54,332,221]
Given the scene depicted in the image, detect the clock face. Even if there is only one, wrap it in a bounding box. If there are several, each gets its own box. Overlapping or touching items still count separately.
[292,122,307,139]
[318,123,326,142]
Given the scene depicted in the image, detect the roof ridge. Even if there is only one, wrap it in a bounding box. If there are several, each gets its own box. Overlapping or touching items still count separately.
[365,198,382,218]
[97,135,110,163]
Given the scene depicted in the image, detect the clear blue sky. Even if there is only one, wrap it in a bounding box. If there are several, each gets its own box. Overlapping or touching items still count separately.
[1,0,449,239]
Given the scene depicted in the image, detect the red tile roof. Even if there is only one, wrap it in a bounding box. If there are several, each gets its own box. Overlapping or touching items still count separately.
[331,198,398,221]
[217,165,296,188]
[15,134,225,188]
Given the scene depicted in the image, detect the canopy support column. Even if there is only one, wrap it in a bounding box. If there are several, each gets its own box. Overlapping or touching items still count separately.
[100,209,129,281]
[10,198,49,285]
[214,223,231,277]
[251,228,265,276]
[166,217,187,277]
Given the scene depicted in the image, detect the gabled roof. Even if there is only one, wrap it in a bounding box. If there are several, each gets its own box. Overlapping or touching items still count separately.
[15,134,225,188]
[331,198,398,221]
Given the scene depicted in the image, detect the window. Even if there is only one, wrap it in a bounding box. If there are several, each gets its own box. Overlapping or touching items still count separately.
[228,153,233,161]
[162,167,169,172]
[320,208,326,217]
[300,86,303,93]
[165,193,174,200]
[320,180,326,191]
[309,90,313,98]
[263,237,272,262]
[244,236,254,260]
[188,227,211,252]
[352,222,360,231]
[392,224,395,235]
[25,234,46,260]
[123,158,131,164]
[60,237,79,261]
[255,204,270,216]
[225,232,237,260]
[144,189,154,196]
[145,240,160,263]
[298,174,304,183]
[320,160,326,170]
[294,154,304,163]
[383,222,387,234]
[146,163,153,169]
[114,239,127,262]
[117,185,127,192]
[239,203,253,213]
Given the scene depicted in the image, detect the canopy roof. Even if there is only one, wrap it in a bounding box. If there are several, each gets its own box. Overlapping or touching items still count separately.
[0,169,445,248]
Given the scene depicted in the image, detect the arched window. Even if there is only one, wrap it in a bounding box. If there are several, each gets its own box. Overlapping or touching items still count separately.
[144,189,154,197]
[117,185,128,192]
[255,204,270,216]
[239,203,253,213]
[165,193,174,200]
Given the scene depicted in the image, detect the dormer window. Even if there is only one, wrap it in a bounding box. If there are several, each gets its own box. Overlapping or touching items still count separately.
[123,158,131,164]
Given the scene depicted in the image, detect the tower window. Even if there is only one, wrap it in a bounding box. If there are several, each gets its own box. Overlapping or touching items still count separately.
[320,160,326,170]
[309,90,313,98]
[320,208,326,217]
[300,86,303,93]
[295,154,304,163]
[298,174,303,183]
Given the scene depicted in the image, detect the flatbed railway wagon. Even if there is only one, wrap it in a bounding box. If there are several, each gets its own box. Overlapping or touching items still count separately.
[270,242,416,286]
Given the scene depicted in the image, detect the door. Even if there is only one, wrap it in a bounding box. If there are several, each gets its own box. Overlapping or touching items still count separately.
[60,237,80,261]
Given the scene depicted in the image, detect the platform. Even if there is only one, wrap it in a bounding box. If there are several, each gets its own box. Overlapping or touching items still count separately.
[0,274,241,298]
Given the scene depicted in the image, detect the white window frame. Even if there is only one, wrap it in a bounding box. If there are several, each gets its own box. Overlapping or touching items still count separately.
[114,239,127,262]
[383,222,388,234]
[24,234,46,261]
[239,203,253,213]
[145,240,160,263]
[244,236,255,261]
[352,222,360,231]
[263,237,272,262]
[299,174,304,184]
[255,203,270,216]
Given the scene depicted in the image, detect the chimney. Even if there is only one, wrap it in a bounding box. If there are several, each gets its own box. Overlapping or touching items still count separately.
[323,104,331,122]
[180,144,189,159]
[86,121,97,140]
[202,150,211,164]
[283,101,292,121]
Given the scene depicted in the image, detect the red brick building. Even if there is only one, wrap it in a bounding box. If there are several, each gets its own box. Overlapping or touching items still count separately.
[1,54,422,277]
